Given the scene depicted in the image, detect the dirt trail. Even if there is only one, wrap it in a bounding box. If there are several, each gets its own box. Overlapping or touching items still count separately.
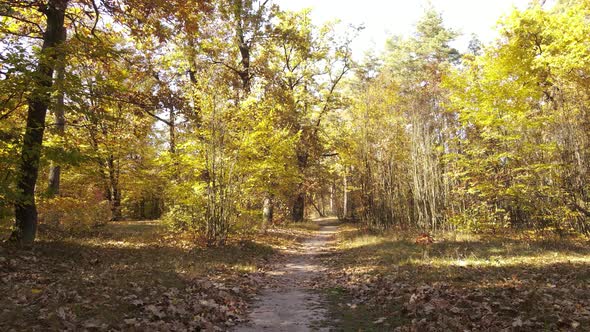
[235,219,338,332]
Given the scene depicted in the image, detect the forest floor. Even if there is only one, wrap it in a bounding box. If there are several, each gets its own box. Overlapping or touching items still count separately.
[0,220,317,331]
[2,220,590,331]
[320,224,590,331]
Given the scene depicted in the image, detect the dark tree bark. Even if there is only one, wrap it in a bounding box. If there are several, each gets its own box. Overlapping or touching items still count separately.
[167,103,180,182]
[11,0,68,245]
[292,151,308,222]
[169,106,176,155]
[292,192,305,222]
[232,0,259,94]
[237,37,250,92]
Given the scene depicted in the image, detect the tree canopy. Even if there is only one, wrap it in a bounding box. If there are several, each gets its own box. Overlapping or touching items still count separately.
[0,0,589,245]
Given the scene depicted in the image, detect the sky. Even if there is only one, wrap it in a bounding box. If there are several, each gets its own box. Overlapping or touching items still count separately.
[274,0,537,58]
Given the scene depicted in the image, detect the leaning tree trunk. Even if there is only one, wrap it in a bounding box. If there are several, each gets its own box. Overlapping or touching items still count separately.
[11,0,68,245]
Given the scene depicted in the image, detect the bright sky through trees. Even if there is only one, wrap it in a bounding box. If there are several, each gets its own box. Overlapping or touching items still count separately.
[276,0,545,56]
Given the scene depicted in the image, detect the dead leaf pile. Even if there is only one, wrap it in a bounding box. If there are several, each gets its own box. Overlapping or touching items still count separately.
[0,241,268,331]
[319,256,590,331]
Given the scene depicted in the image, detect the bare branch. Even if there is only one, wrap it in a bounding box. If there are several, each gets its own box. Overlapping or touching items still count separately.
[0,12,44,35]
[89,0,100,37]
[210,59,241,75]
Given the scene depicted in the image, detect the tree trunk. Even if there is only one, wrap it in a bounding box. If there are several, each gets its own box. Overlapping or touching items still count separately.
[169,105,180,182]
[47,30,67,198]
[330,182,335,215]
[262,195,273,230]
[107,155,122,221]
[343,171,348,219]
[233,0,251,94]
[292,149,308,222]
[47,165,61,197]
[11,0,68,245]
[310,196,325,217]
[111,186,121,221]
[169,106,176,155]
[292,192,305,222]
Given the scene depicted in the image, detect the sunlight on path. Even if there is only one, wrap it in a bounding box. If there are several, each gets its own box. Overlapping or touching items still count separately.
[234,220,338,331]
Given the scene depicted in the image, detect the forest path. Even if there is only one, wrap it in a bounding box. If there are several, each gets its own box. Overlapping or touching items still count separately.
[234,218,338,332]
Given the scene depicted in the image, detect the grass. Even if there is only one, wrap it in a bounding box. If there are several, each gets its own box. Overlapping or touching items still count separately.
[322,223,590,331]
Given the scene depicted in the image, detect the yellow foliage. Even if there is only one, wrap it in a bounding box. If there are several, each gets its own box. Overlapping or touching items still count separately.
[38,194,111,231]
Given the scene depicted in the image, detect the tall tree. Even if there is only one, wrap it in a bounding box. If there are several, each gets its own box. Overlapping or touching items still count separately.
[342,9,458,230]
[269,10,353,221]
[46,26,67,197]
[8,0,69,245]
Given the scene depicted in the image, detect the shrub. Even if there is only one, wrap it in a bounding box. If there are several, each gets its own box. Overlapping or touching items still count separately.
[161,204,201,232]
[38,196,111,232]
